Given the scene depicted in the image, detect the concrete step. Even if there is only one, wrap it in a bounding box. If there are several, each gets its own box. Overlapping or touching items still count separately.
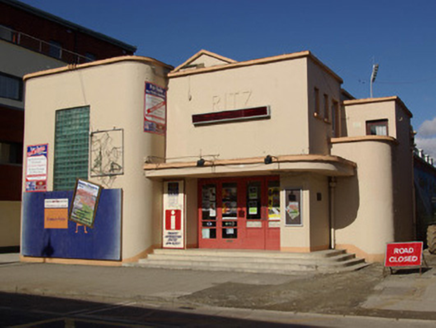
[144,252,356,265]
[128,249,368,274]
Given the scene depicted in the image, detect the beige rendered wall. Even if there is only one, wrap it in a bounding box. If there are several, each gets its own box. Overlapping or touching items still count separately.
[308,174,330,250]
[23,59,168,261]
[166,58,310,162]
[332,139,396,262]
[306,59,342,155]
[343,99,397,138]
[0,201,21,247]
[0,40,65,109]
[185,178,199,248]
[391,103,414,241]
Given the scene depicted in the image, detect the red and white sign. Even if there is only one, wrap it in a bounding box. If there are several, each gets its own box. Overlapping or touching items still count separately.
[163,181,185,249]
[165,209,181,230]
[385,242,423,267]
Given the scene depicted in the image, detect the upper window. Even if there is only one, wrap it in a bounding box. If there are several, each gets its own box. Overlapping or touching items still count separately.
[0,25,13,42]
[366,119,388,136]
[0,72,23,101]
[0,141,23,165]
[331,100,340,137]
[54,106,90,190]
[323,94,330,121]
[85,52,96,62]
[49,40,62,59]
[314,87,320,117]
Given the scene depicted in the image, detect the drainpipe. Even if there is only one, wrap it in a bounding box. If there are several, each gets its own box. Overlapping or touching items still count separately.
[329,177,337,249]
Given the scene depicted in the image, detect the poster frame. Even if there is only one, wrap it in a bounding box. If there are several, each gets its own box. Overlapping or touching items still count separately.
[25,143,48,192]
[285,188,303,227]
[69,179,103,228]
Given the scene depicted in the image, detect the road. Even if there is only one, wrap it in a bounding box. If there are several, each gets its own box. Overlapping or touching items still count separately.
[1,291,436,328]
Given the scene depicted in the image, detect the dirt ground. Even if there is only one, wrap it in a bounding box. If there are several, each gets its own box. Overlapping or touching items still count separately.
[180,259,436,320]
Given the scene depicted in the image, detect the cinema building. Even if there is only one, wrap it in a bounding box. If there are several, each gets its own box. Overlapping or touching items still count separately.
[20,50,414,266]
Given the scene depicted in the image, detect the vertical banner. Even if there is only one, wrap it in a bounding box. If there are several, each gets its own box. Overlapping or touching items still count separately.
[25,144,48,192]
[163,180,185,248]
[144,82,166,135]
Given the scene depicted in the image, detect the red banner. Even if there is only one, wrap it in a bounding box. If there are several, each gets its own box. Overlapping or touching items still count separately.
[385,242,423,267]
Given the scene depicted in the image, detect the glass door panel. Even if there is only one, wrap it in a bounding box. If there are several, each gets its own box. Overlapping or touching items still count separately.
[201,184,217,239]
[222,182,238,239]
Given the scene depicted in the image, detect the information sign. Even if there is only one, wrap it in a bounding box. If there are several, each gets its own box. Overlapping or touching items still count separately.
[144,82,166,135]
[25,144,48,192]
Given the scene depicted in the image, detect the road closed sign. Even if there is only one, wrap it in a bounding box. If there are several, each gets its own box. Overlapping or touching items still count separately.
[385,242,423,267]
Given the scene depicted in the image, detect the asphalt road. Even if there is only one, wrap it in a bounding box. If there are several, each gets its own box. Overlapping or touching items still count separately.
[0,292,306,328]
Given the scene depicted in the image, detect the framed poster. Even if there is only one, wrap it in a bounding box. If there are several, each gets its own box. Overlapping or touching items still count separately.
[285,188,302,226]
[69,179,103,228]
[144,82,166,135]
[25,144,48,192]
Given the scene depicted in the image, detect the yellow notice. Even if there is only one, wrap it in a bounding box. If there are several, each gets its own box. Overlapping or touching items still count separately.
[44,208,69,229]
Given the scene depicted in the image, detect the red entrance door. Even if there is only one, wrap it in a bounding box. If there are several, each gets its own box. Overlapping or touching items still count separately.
[198,176,280,250]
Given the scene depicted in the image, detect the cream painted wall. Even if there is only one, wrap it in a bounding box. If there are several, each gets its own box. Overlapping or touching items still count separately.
[280,173,311,250]
[391,103,414,241]
[0,40,65,109]
[307,59,342,155]
[23,59,169,260]
[344,100,398,138]
[332,140,395,260]
[185,178,198,247]
[308,174,330,250]
[166,58,310,162]
[0,201,21,247]
[190,54,230,68]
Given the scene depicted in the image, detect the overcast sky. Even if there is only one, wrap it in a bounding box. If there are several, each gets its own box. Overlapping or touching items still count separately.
[19,0,436,159]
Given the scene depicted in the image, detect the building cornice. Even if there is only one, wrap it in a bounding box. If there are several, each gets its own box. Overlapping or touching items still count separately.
[168,50,343,84]
[23,55,173,81]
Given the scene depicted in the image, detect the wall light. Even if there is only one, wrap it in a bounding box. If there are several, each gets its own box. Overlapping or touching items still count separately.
[197,158,205,167]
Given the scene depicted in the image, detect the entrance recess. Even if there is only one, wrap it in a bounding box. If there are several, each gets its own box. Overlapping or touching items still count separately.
[198,176,280,250]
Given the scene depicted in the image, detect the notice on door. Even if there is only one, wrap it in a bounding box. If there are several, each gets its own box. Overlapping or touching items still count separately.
[163,181,184,249]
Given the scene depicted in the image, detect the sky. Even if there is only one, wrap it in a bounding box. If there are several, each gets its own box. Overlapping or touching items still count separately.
[18,0,436,158]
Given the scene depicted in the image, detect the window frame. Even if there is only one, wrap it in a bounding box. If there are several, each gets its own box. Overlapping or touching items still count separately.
[0,71,23,101]
[53,106,90,191]
[366,119,389,136]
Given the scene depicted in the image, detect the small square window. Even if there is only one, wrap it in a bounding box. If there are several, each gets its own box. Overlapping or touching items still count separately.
[366,119,388,136]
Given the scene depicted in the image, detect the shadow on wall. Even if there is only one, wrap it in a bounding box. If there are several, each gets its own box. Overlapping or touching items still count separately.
[334,175,360,230]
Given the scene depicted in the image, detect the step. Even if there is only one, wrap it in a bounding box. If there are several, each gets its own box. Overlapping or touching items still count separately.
[143,252,355,265]
[152,248,346,259]
[128,248,368,274]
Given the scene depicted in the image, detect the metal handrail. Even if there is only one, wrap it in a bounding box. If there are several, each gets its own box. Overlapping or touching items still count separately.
[0,25,91,64]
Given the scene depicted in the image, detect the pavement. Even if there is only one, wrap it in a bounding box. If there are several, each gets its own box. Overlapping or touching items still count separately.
[1,252,436,327]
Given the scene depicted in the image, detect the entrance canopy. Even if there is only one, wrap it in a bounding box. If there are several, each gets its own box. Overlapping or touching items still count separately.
[144,154,356,179]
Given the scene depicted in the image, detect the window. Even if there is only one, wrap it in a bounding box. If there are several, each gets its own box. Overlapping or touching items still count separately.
[366,119,388,136]
[331,100,340,137]
[323,94,329,121]
[49,40,62,59]
[85,52,96,62]
[54,106,90,190]
[0,142,23,164]
[0,72,23,101]
[314,87,320,116]
[0,25,13,42]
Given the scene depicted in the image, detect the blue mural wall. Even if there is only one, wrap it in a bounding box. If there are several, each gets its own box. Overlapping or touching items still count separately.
[22,189,122,261]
